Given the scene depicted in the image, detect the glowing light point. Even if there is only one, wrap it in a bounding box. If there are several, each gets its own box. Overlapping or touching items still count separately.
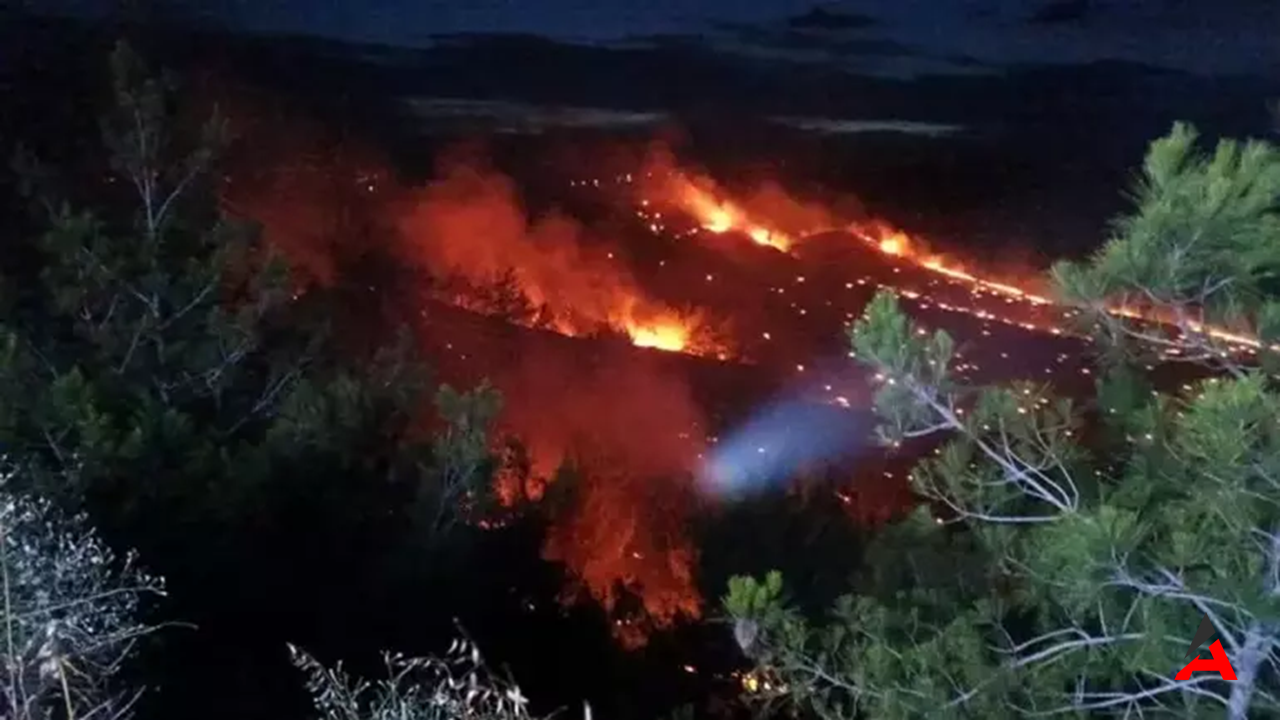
[629,323,690,353]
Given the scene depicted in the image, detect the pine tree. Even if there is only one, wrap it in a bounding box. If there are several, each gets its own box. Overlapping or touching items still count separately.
[3,40,299,511]
[724,124,1280,718]
[1,41,510,716]
[3,41,503,545]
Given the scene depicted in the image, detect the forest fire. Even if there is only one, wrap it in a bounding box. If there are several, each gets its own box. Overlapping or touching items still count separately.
[634,156,1266,358]
[628,319,695,352]
[226,121,1263,654]
[393,159,729,359]
[639,157,1055,310]
[664,173,795,252]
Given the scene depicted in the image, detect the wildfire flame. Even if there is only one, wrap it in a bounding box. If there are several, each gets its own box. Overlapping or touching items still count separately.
[392,160,731,359]
[673,177,794,252]
[647,160,1266,355]
[628,320,692,352]
[229,110,1268,659]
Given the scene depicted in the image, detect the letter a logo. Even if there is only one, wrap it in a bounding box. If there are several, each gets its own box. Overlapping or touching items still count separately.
[1174,614,1237,682]
[1174,640,1236,681]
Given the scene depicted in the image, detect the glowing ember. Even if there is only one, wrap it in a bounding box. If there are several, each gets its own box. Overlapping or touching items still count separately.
[703,208,734,234]
[748,226,791,250]
[628,321,690,352]
[878,235,905,255]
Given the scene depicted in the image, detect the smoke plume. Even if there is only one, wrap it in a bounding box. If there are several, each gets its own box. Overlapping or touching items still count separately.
[393,154,701,346]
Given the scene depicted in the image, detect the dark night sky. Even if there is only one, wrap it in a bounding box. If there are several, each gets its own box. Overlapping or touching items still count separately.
[16,0,1276,260]
[33,0,1280,78]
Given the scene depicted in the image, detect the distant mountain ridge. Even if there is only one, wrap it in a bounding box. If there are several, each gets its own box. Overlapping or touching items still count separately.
[6,10,1275,128]
[3,9,1275,263]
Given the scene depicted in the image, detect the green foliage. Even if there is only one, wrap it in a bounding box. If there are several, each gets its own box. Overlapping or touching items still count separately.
[0,40,504,550]
[850,291,956,446]
[1053,122,1280,369]
[1056,123,1280,306]
[724,570,785,618]
[0,40,519,718]
[724,514,1013,719]
[727,124,1280,718]
[417,381,505,538]
[433,380,503,484]
[2,41,297,512]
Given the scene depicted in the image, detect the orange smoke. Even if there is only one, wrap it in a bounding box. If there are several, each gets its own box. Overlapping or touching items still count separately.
[225,88,1270,662]
[494,345,707,480]
[492,343,707,647]
[542,464,702,649]
[394,157,724,357]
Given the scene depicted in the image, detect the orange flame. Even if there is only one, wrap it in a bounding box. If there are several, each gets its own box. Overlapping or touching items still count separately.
[541,465,702,648]
[642,156,1265,354]
[655,168,795,252]
[628,319,692,352]
[393,160,730,358]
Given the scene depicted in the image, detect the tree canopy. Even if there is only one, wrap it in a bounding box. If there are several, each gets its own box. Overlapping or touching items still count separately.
[2,41,513,719]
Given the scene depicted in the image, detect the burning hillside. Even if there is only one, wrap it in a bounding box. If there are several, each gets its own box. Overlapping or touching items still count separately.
[626,148,1265,361]
[222,119,1266,650]
[392,154,728,358]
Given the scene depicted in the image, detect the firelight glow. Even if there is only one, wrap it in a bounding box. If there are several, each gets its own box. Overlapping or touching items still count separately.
[642,160,1269,356]
[628,321,691,352]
